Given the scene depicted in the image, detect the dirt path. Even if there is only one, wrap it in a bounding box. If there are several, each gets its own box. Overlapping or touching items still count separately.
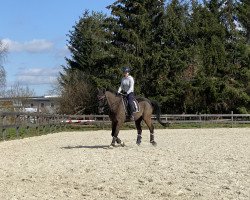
[0,128,249,200]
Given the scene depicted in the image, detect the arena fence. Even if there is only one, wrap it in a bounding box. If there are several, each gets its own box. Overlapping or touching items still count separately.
[0,112,68,140]
[1,111,250,140]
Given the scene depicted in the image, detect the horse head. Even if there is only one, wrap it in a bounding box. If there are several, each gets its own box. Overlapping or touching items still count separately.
[97,88,107,114]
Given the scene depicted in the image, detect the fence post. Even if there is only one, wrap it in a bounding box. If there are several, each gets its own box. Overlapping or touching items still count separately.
[16,126,20,139]
[15,114,20,139]
[26,115,30,135]
[49,116,53,133]
[37,115,40,135]
[231,111,234,128]
[102,115,105,129]
[1,114,6,141]
[199,113,202,128]
[54,116,57,132]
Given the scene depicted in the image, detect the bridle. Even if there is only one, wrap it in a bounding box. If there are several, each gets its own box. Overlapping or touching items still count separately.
[97,94,106,101]
[97,93,109,113]
[97,92,124,113]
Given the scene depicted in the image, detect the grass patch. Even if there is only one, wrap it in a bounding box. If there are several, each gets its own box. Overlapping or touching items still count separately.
[1,122,250,142]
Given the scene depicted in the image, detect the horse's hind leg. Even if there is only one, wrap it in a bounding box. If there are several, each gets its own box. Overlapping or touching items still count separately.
[144,116,157,146]
[135,117,143,145]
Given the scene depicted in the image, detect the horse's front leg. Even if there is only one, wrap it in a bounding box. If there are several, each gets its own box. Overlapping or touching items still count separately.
[110,121,124,147]
[110,121,117,146]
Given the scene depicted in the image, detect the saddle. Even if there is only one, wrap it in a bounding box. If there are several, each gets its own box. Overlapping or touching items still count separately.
[121,96,140,116]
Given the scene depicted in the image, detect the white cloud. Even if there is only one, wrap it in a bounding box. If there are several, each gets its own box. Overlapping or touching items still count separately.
[15,67,61,85]
[2,38,54,53]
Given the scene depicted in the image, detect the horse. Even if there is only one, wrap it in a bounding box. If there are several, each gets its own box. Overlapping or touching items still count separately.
[97,88,168,147]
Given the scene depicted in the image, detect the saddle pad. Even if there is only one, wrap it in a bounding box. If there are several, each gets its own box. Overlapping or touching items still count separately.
[132,99,140,113]
[122,97,140,115]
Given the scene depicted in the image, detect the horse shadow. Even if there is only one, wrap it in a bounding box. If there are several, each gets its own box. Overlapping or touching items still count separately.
[61,145,110,149]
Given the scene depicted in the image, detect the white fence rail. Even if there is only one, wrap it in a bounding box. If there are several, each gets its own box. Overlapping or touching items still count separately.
[1,111,250,140]
[62,112,250,125]
[154,113,250,124]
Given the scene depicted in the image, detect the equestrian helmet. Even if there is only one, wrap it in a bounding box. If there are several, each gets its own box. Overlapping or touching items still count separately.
[122,66,130,73]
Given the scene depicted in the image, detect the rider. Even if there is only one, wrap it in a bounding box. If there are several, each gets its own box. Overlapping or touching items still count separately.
[117,66,135,121]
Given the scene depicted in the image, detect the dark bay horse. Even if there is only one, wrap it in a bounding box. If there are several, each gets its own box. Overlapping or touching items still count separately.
[98,89,168,147]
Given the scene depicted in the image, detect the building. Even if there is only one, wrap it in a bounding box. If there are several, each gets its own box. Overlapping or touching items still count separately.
[0,96,60,114]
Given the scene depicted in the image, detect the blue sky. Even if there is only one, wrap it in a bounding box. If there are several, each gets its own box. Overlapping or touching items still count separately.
[1,0,114,96]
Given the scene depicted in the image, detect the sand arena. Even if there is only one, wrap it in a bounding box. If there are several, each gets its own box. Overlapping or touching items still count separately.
[0,128,249,200]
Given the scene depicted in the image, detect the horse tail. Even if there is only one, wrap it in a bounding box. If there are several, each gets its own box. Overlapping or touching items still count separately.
[150,100,169,127]
[136,96,169,127]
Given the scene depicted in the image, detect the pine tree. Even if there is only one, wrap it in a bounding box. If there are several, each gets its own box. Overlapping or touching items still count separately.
[186,0,250,113]
[59,11,110,114]
[221,0,250,113]
[237,0,250,43]
[107,0,166,95]
[62,11,112,87]
[108,0,192,113]
[59,0,250,114]
[154,0,190,113]
[186,0,228,113]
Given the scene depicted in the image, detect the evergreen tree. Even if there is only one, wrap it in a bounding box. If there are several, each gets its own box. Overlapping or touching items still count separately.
[155,0,191,113]
[237,0,250,105]
[187,0,228,113]
[237,0,250,43]
[61,11,112,88]
[186,0,250,113]
[221,0,250,113]
[59,0,250,114]
[107,0,166,95]
[59,11,110,114]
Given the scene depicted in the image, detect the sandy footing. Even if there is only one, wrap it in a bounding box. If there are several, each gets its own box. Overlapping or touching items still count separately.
[0,128,249,200]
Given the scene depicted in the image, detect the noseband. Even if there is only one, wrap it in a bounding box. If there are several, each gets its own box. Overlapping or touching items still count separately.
[98,95,106,101]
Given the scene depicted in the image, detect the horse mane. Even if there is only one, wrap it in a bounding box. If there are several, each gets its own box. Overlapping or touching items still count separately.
[106,87,117,94]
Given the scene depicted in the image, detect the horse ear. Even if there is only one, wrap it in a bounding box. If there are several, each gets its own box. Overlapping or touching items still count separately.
[106,87,112,92]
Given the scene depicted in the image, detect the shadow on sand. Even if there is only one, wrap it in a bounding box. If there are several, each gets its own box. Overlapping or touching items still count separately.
[61,145,110,149]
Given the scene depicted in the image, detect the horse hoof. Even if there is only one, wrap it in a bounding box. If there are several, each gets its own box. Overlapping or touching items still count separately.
[151,141,157,146]
[137,135,142,146]
[116,142,125,147]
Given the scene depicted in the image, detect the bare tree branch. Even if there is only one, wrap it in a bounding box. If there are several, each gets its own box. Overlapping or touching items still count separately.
[0,40,8,96]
